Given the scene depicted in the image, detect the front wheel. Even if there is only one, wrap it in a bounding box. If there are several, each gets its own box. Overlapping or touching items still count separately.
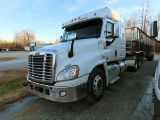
[86,68,105,103]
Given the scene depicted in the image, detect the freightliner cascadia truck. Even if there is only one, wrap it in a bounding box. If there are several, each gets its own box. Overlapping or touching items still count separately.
[27,7,158,103]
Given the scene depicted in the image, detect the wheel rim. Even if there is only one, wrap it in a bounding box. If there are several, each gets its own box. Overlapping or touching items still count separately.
[93,75,103,96]
[139,59,141,67]
[135,61,137,69]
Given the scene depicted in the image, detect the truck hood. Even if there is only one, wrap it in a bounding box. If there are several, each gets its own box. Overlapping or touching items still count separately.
[35,38,98,54]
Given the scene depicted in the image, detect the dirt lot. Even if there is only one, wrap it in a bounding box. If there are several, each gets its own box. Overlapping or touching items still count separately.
[0,58,158,120]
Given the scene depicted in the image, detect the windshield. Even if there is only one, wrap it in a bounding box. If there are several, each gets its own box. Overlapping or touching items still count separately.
[61,19,102,42]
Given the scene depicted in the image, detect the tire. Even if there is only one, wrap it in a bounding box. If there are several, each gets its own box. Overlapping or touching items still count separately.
[147,56,154,61]
[147,53,154,61]
[137,56,141,69]
[86,68,105,103]
[150,55,154,61]
[141,55,144,64]
[153,114,160,120]
[131,58,138,72]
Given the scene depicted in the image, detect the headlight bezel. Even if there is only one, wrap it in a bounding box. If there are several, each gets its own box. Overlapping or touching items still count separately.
[57,65,79,81]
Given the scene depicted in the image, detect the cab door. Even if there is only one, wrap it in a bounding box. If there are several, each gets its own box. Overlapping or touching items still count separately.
[104,20,118,62]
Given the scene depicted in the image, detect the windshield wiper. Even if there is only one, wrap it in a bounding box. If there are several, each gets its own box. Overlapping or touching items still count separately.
[61,40,68,42]
[77,37,95,39]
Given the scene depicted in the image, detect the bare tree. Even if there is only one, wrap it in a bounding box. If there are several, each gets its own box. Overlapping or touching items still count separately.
[126,12,139,27]
[131,12,139,26]
[157,11,160,39]
[13,29,35,49]
[13,32,23,48]
[0,38,2,45]
[127,0,153,33]
[126,19,132,27]
[22,29,35,46]
[137,0,152,33]
[54,38,60,44]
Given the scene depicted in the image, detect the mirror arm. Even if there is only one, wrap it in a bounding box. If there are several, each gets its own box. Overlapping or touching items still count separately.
[155,39,160,43]
[68,39,74,58]
[32,46,35,51]
[151,36,160,43]
[106,38,116,46]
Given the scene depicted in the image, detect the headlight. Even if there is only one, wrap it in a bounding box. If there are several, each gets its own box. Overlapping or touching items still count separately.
[57,65,79,80]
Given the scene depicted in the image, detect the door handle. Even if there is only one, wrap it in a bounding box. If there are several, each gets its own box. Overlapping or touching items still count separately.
[98,41,103,44]
[115,50,117,57]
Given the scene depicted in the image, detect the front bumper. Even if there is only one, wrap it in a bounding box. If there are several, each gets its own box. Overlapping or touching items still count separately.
[27,76,87,102]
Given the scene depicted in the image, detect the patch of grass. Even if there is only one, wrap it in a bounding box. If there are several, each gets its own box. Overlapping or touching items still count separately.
[0,78,26,96]
[0,57,17,62]
[0,68,27,82]
[0,68,32,107]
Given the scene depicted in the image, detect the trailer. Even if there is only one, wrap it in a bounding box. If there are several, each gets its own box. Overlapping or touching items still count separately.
[26,7,158,103]
[125,27,156,71]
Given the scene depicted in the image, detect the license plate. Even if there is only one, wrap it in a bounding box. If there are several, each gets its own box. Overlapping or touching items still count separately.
[50,90,59,97]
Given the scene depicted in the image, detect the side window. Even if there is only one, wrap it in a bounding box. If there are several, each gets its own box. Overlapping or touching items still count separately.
[106,22,114,38]
[121,25,125,39]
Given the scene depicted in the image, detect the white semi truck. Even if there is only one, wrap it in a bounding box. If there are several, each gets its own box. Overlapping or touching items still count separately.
[27,7,158,103]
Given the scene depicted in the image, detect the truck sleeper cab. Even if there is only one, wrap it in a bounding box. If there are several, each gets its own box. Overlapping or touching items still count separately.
[27,7,132,103]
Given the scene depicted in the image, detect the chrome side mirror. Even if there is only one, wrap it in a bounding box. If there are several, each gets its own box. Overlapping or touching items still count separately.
[30,42,36,47]
[30,42,36,51]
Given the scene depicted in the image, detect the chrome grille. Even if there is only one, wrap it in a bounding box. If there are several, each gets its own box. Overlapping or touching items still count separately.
[28,54,53,81]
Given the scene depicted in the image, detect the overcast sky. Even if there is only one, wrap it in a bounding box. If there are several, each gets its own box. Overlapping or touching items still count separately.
[0,0,159,42]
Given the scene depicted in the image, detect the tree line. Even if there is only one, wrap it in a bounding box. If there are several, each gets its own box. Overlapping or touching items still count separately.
[126,0,160,52]
[13,29,35,49]
[0,29,36,49]
[0,29,60,50]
